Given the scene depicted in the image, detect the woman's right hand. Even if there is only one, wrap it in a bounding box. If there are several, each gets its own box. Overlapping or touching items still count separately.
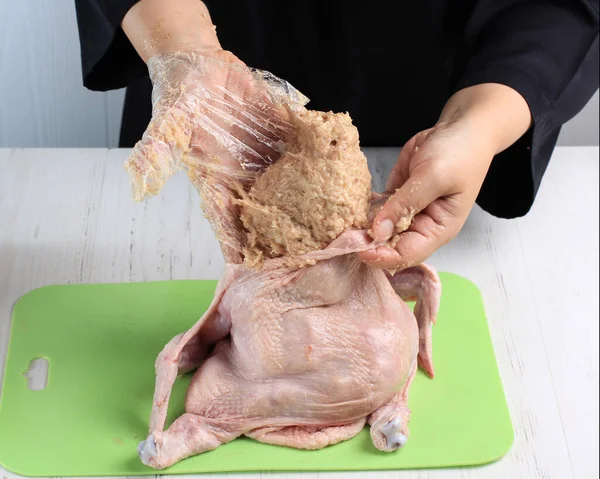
[122,0,307,201]
[121,0,309,262]
[124,50,305,201]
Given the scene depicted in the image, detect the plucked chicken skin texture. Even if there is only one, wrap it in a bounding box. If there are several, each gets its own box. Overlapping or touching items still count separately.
[131,108,441,469]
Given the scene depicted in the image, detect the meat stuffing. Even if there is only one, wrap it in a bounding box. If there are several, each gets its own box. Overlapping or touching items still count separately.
[237,109,371,264]
[127,106,441,470]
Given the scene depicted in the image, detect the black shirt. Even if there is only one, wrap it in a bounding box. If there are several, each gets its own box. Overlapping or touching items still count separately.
[74,0,599,218]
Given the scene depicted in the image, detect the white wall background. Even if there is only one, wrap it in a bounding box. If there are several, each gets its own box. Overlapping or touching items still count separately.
[1,1,598,148]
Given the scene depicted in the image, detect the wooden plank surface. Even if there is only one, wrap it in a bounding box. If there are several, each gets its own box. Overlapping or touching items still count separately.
[0,147,597,479]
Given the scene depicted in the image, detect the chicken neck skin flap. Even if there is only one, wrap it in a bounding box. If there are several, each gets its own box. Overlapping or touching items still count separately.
[127,97,440,469]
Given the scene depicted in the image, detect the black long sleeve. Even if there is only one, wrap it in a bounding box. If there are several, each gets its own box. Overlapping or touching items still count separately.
[74,0,144,90]
[73,0,599,218]
[453,0,599,217]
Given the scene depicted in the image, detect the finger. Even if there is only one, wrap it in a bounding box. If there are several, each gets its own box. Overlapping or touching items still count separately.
[127,55,198,194]
[373,130,449,242]
[361,206,459,270]
[394,206,462,263]
[359,232,432,271]
[360,230,435,271]
[385,128,435,191]
[357,245,404,270]
[371,171,444,242]
[124,124,185,201]
[367,191,392,223]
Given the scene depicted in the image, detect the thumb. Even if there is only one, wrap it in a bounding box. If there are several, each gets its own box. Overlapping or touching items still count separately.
[371,172,442,242]
[124,116,191,201]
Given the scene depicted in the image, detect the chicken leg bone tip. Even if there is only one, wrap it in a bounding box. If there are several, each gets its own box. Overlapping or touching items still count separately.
[380,418,407,450]
[137,434,157,466]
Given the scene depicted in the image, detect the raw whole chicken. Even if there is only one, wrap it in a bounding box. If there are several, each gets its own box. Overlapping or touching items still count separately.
[125,56,441,469]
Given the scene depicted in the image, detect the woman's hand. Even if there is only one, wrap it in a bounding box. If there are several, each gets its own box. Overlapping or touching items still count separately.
[359,83,532,270]
[358,119,494,270]
[122,0,306,200]
[123,50,303,198]
[121,49,307,262]
[120,0,308,263]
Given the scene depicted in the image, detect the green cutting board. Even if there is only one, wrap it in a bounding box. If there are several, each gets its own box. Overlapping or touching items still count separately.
[0,273,513,476]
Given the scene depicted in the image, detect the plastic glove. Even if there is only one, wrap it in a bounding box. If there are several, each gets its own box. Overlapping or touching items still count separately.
[124,51,308,262]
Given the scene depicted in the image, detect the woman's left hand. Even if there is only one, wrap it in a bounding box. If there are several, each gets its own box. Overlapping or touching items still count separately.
[358,83,532,270]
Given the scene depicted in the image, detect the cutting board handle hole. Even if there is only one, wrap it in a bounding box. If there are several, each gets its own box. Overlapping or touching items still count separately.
[25,358,49,391]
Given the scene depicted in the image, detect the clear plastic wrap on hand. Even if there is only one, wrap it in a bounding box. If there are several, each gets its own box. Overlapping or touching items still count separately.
[124,51,309,262]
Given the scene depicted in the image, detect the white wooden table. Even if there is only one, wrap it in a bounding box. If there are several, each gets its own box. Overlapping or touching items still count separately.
[0,147,598,479]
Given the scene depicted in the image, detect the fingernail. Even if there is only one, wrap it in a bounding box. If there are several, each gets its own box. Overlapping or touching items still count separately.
[375,219,394,241]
